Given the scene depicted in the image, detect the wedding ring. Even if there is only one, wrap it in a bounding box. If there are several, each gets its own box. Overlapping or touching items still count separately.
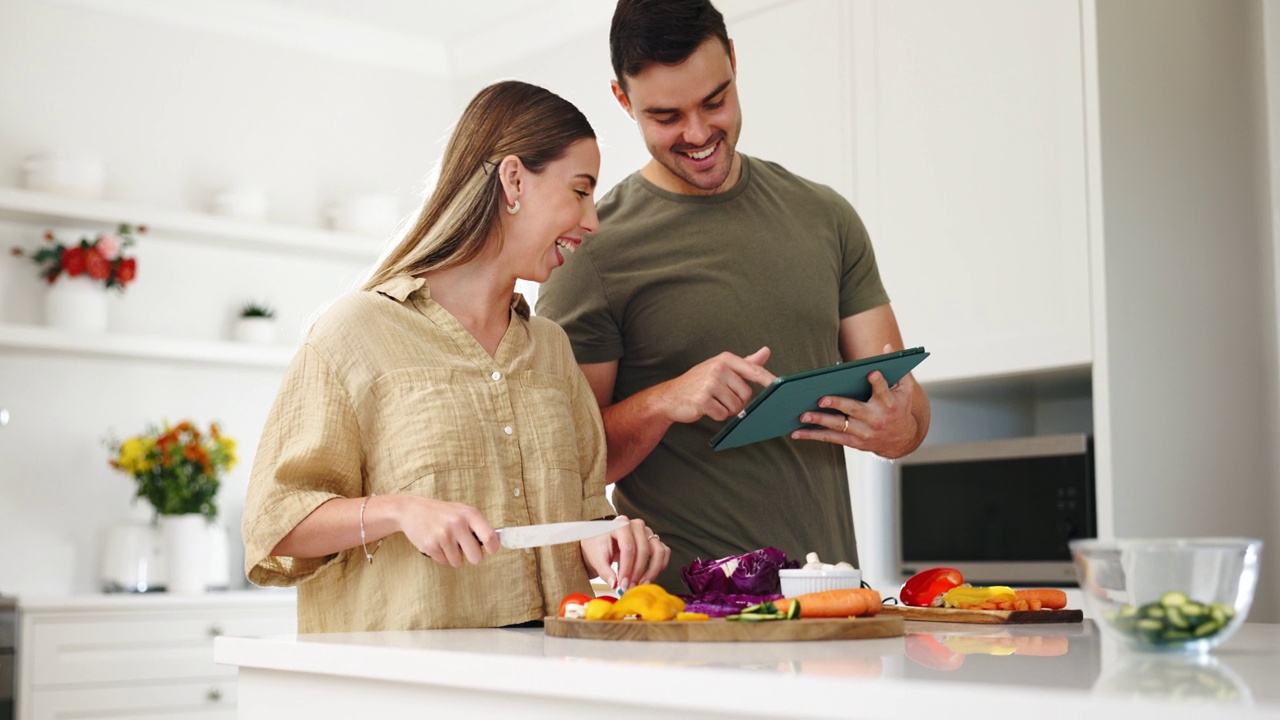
[647,533,659,541]
[841,417,850,434]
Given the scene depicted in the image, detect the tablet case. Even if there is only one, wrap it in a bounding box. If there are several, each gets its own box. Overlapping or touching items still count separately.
[709,347,929,451]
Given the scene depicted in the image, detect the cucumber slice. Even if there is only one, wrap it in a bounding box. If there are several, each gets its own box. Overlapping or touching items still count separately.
[1193,620,1221,638]
[1160,591,1190,607]
[1165,606,1189,630]
[785,600,801,620]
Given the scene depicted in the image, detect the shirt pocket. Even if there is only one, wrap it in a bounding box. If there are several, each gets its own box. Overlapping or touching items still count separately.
[370,367,487,490]
[515,370,580,472]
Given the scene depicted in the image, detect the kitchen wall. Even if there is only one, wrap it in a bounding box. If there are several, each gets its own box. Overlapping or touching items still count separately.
[0,0,454,592]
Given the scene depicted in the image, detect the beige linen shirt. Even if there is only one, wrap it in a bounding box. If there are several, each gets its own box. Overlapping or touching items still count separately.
[243,275,611,632]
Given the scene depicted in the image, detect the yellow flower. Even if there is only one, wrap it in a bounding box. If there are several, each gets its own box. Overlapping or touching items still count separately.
[116,436,155,474]
[217,436,238,471]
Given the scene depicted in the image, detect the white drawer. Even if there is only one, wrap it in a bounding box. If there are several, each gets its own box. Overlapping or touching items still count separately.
[29,678,237,720]
[28,607,295,686]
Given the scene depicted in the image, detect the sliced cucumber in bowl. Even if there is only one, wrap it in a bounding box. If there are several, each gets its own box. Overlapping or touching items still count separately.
[1105,590,1236,648]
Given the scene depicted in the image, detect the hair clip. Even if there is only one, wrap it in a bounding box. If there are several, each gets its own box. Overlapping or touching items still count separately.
[481,160,498,176]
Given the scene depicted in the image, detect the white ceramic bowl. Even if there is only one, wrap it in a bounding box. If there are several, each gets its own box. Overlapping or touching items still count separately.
[212,186,269,221]
[22,153,105,200]
[779,568,862,597]
[1070,537,1262,654]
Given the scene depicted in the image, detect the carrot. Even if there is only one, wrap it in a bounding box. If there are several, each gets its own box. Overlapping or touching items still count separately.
[774,588,881,618]
[1014,589,1068,610]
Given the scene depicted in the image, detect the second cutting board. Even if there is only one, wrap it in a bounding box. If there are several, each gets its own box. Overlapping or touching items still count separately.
[880,605,1082,624]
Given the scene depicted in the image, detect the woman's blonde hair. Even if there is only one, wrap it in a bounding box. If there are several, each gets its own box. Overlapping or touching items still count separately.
[363,81,595,291]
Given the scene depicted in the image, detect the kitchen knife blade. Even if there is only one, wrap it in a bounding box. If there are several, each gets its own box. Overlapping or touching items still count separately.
[496,519,625,549]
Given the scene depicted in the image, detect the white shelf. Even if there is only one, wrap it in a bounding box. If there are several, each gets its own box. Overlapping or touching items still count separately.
[0,185,385,261]
[0,323,295,368]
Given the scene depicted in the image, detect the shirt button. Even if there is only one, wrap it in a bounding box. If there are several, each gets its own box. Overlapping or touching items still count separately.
[513,488,522,497]
[491,371,502,381]
[503,426,513,435]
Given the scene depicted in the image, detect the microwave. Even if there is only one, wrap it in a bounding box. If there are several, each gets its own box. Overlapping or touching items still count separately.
[894,433,1095,586]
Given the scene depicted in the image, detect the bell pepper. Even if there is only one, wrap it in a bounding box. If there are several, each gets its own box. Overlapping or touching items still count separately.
[941,585,1017,608]
[676,612,710,622]
[583,596,617,620]
[900,567,964,607]
[603,584,686,622]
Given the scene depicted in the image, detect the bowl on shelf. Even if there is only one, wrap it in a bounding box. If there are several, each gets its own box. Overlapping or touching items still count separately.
[779,567,862,597]
[1069,537,1262,654]
[22,152,106,200]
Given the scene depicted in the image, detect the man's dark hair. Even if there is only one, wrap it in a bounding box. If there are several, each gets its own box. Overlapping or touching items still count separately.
[610,0,731,91]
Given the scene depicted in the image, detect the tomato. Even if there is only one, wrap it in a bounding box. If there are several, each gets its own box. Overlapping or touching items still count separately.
[899,567,964,607]
[557,593,593,618]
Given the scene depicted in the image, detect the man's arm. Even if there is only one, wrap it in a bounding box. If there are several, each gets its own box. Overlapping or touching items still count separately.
[789,304,930,458]
[579,348,777,484]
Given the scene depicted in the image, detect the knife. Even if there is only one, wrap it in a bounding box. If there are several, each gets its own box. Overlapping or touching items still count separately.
[496,519,625,549]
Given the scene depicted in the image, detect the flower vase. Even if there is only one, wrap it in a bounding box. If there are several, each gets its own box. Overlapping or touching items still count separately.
[44,275,108,332]
[159,514,209,595]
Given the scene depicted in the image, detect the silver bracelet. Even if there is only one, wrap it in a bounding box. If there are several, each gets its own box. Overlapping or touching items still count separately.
[360,493,382,564]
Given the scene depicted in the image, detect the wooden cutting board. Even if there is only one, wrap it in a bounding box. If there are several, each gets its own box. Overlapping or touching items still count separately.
[879,605,1083,624]
[544,615,904,642]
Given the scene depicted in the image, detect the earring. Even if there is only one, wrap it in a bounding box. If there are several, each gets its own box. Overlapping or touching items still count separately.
[506,200,520,215]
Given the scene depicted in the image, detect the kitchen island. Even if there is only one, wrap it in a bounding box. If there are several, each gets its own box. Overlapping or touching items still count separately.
[216,620,1280,719]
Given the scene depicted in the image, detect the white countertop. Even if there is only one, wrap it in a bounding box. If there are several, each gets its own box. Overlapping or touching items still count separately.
[18,587,296,612]
[216,620,1280,719]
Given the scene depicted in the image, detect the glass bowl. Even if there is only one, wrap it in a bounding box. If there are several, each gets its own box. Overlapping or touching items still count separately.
[1069,537,1262,654]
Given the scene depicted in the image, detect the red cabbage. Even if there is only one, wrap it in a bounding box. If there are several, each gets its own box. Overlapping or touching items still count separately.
[679,547,798,596]
[679,591,784,618]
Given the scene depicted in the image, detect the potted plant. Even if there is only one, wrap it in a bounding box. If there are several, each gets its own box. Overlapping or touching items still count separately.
[233,300,277,344]
[10,224,143,332]
[108,420,237,594]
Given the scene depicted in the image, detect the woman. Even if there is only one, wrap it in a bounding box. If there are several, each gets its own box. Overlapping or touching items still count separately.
[242,81,669,632]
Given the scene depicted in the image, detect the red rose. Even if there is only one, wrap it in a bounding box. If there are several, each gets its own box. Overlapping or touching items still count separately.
[85,249,111,280]
[114,257,137,286]
[60,246,86,276]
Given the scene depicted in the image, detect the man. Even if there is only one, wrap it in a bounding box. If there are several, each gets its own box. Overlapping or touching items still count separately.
[537,0,930,591]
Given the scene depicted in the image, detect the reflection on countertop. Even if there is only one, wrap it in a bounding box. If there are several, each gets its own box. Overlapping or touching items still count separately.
[234,619,1280,716]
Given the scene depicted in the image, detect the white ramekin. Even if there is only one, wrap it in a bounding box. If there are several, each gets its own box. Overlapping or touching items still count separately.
[779,568,862,597]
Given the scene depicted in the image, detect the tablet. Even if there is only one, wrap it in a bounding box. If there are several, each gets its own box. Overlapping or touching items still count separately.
[709,346,929,451]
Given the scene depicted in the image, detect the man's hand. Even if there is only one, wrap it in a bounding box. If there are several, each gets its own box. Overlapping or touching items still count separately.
[658,347,776,423]
[789,344,924,458]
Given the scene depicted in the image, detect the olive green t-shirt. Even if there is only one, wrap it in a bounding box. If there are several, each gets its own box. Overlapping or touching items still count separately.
[537,155,889,591]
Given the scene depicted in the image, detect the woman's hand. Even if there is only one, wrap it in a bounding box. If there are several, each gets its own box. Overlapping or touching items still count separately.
[395,496,500,568]
[580,515,669,592]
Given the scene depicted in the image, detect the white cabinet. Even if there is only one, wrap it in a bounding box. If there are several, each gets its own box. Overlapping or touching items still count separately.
[851,0,1092,383]
[844,0,1276,619]
[18,594,296,720]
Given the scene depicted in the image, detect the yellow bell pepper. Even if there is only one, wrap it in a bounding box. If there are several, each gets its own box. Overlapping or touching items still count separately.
[676,612,710,622]
[941,585,1017,608]
[603,584,686,622]
[583,598,616,620]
